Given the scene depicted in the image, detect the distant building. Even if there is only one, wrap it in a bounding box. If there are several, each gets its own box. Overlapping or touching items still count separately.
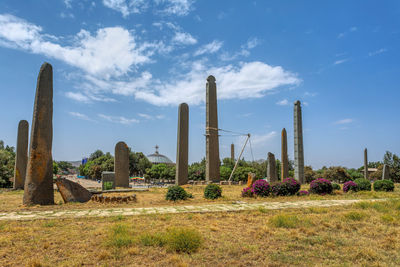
[147,145,174,165]
[361,168,378,176]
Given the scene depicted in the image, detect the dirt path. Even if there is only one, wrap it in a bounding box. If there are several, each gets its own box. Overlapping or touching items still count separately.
[0,198,388,221]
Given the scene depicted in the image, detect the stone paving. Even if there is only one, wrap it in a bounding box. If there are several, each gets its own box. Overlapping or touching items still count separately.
[0,198,389,221]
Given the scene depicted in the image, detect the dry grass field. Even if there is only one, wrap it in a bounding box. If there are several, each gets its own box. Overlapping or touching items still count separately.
[1,184,399,213]
[0,185,399,266]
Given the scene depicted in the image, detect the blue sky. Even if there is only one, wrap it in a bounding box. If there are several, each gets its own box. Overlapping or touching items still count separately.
[0,0,399,169]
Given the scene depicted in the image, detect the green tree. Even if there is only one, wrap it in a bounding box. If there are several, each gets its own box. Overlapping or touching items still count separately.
[304,166,316,183]
[383,151,400,182]
[56,161,74,174]
[89,150,104,161]
[0,141,15,188]
[188,161,205,180]
[53,161,59,175]
[320,166,352,183]
[220,165,232,180]
[129,151,152,176]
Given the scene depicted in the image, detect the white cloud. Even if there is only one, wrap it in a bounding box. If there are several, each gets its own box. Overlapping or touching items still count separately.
[69,111,93,121]
[276,99,289,106]
[334,58,349,65]
[0,14,152,78]
[134,61,301,106]
[103,0,130,17]
[250,131,277,146]
[64,0,73,8]
[157,0,194,16]
[172,31,197,45]
[369,48,387,57]
[194,40,223,56]
[65,92,91,103]
[337,26,357,39]
[98,114,139,125]
[102,0,194,17]
[334,118,353,125]
[220,38,260,61]
[138,113,153,119]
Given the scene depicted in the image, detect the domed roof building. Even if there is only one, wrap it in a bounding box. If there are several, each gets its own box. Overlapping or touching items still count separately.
[147,145,174,165]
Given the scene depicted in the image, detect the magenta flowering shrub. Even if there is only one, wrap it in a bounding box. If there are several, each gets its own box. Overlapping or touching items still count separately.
[343,181,358,193]
[271,178,301,196]
[251,179,271,197]
[241,187,254,197]
[309,178,333,195]
[297,190,309,196]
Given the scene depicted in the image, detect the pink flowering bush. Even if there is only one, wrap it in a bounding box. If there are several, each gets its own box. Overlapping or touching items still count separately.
[241,187,254,197]
[297,190,309,196]
[251,179,271,197]
[271,178,301,196]
[309,178,333,195]
[343,181,358,193]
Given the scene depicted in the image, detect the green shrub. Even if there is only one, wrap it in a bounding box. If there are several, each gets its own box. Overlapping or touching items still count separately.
[373,180,395,192]
[165,227,202,253]
[106,224,133,248]
[165,185,191,201]
[354,178,371,191]
[139,232,166,247]
[204,184,222,199]
[269,214,300,228]
[332,183,341,191]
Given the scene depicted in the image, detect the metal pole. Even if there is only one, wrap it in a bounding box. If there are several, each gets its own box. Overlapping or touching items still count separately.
[228,134,250,182]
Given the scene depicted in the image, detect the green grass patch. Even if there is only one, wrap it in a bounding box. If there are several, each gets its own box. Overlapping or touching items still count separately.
[43,221,56,227]
[269,214,310,228]
[138,227,202,253]
[344,211,367,221]
[106,224,134,248]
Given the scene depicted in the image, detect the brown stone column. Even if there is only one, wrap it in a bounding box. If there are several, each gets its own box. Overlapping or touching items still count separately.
[13,120,29,190]
[23,63,54,205]
[294,100,304,184]
[267,152,277,182]
[281,128,289,180]
[176,103,189,185]
[205,75,220,182]
[115,141,130,188]
[364,148,368,179]
[230,143,235,162]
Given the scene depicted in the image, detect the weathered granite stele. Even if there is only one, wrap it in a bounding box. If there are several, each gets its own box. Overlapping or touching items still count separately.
[281,128,289,181]
[382,164,389,180]
[247,172,256,187]
[23,63,54,205]
[267,152,278,183]
[56,178,92,203]
[102,171,116,190]
[231,143,235,162]
[176,103,189,185]
[205,75,220,182]
[364,148,368,180]
[294,100,305,184]
[13,120,29,190]
[115,142,129,188]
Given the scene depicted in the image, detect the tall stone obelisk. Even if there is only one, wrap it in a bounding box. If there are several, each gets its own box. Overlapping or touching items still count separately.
[176,103,189,185]
[115,141,130,188]
[294,100,304,184]
[281,128,289,181]
[267,152,278,182]
[24,63,54,205]
[13,120,29,190]
[230,143,235,162]
[206,75,220,182]
[364,148,368,179]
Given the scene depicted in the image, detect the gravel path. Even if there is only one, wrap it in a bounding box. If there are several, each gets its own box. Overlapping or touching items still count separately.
[0,199,387,221]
